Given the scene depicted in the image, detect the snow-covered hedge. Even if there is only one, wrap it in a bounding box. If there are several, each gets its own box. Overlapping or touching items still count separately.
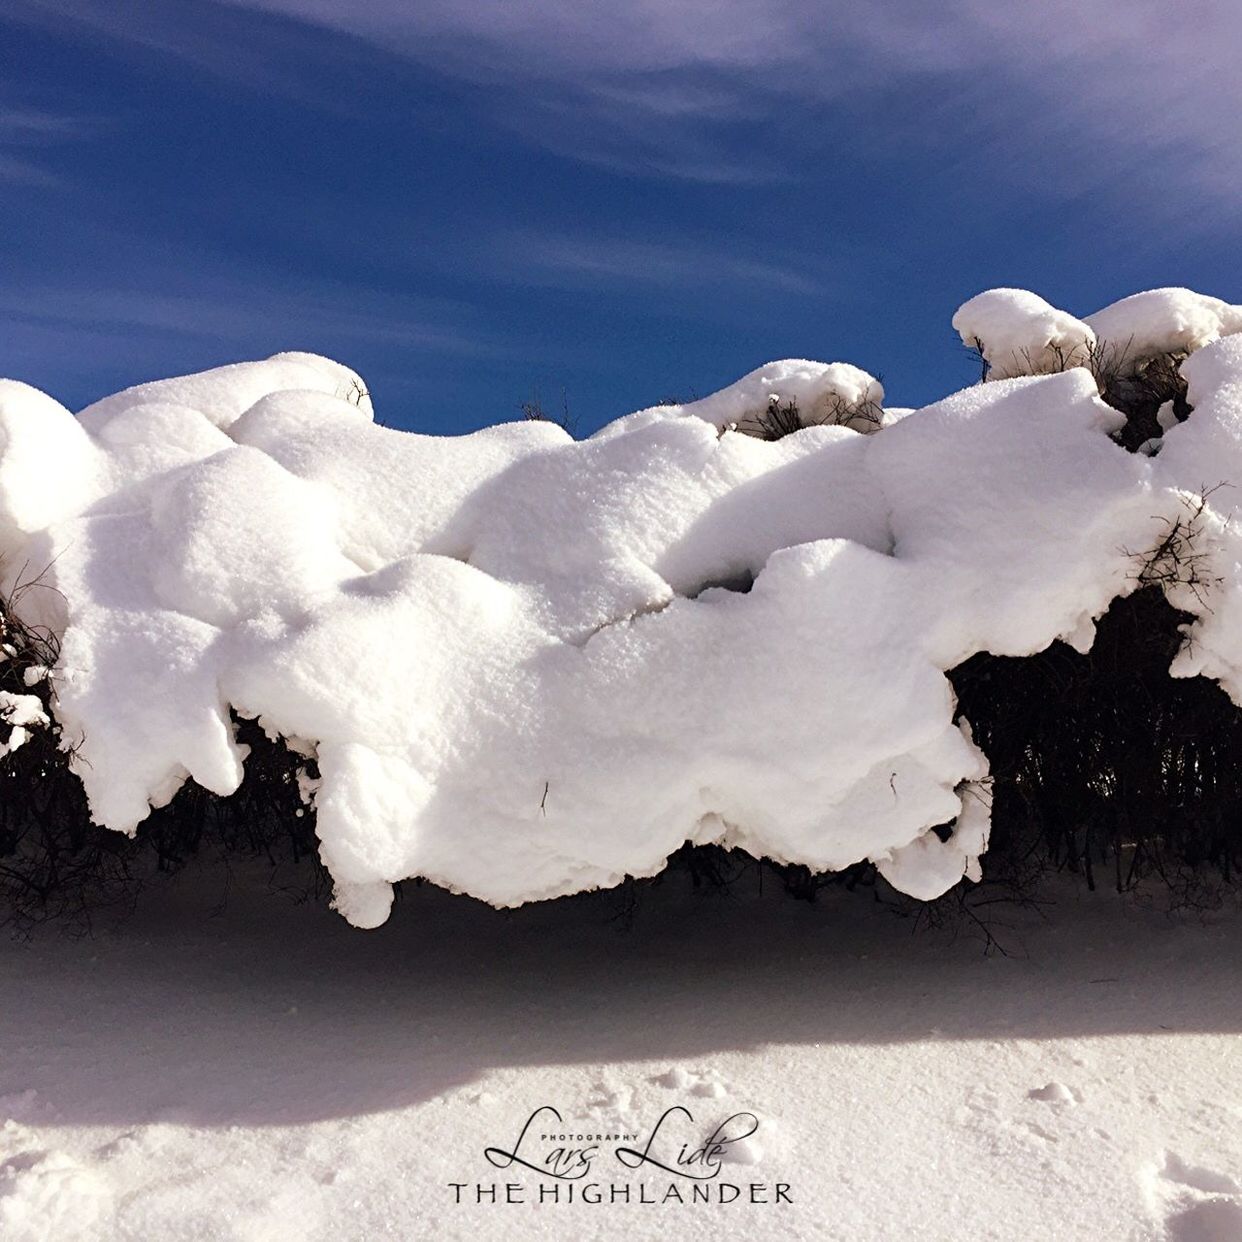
[3,289,1242,927]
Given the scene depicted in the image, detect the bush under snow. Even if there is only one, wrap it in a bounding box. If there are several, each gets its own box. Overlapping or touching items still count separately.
[3,287,1242,927]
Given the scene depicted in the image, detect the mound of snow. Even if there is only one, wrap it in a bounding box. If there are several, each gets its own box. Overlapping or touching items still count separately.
[952,289,1095,380]
[4,292,1242,927]
[0,380,97,537]
[1085,288,1242,368]
[616,359,885,438]
[78,351,372,433]
[954,285,1242,384]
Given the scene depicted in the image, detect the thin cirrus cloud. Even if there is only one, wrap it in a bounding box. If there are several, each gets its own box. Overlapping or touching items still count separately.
[0,155,63,188]
[0,274,513,413]
[502,231,823,296]
[204,0,1242,206]
[0,281,504,357]
[487,83,792,186]
[18,0,1242,201]
[0,109,91,141]
[0,107,96,187]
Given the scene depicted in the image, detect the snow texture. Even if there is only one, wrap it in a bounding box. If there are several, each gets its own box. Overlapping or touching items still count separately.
[4,287,1242,925]
[952,288,1095,380]
[614,358,885,436]
[1085,288,1242,368]
[2,865,1241,1242]
[0,691,48,759]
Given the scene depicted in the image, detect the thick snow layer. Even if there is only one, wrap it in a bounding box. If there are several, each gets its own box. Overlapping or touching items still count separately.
[954,285,1242,382]
[1151,336,1242,700]
[1086,288,1242,366]
[5,290,1242,925]
[2,865,1240,1241]
[613,359,885,437]
[77,351,374,432]
[952,288,1095,380]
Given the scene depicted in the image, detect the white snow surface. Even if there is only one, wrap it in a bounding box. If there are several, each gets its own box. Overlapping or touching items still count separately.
[5,289,1242,925]
[0,691,48,759]
[1,864,1240,1241]
[1086,289,1242,367]
[951,288,1096,379]
[955,285,1242,380]
[615,359,885,436]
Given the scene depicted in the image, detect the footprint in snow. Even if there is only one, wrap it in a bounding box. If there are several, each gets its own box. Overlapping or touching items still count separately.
[585,1083,633,1118]
[650,1067,729,1097]
[965,1088,1000,1114]
[1160,1152,1241,1197]
[1144,1149,1242,1242]
[1162,1197,1242,1242]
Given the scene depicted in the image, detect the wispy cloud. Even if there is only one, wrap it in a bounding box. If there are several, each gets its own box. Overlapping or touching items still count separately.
[0,105,96,187]
[0,154,64,188]
[223,0,1242,209]
[0,271,528,422]
[0,277,506,363]
[484,73,795,185]
[501,230,821,295]
[15,0,1242,208]
[0,108,92,140]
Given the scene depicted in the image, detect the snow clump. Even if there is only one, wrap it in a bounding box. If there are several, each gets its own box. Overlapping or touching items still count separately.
[952,289,1095,380]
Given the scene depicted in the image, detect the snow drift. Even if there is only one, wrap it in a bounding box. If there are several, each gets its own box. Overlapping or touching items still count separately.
[3,289,1242,927]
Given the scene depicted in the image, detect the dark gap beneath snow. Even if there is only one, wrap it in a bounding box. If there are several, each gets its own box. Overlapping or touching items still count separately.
[686,569,756,599]
[949,587,1242,894]
[1097,349,1192,453]
[0,692,327,934]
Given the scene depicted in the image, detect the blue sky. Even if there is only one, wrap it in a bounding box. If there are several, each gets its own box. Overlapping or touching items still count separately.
[5,0,1242,434]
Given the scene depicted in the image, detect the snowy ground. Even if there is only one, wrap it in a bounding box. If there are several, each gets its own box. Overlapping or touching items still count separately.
[1,866,1240,1242]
